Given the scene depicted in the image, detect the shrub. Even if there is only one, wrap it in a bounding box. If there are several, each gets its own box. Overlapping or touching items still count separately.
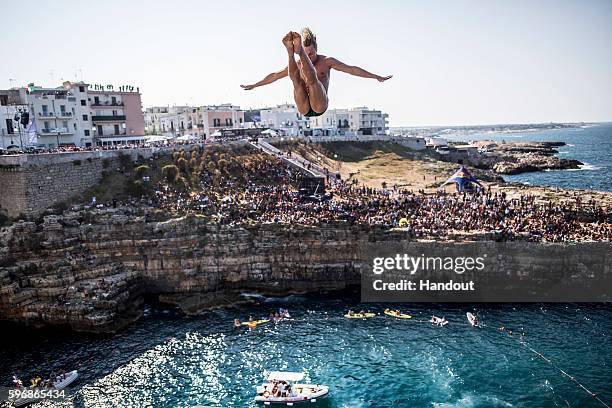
[177,157,188,174]
[162,164,179,183]
[135,165,150,178]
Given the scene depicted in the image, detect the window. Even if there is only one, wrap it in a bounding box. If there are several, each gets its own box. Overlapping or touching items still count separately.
[44,121,50,131]
[81,99,86,106]
[84,129,90,136]
[82,114,88,121]
[213,118,221,127]
[5,119,13,134]
[0,95,7,106]
[225,118,233,126]
[94,96,99,105]
[79,86,85,92]
[42,105,48,114]
[74,123,77,130]
[114,124,120,135]
[62,121,68,129]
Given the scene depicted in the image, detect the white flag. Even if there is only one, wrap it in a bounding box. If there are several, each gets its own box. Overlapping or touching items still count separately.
[26,119,37,145]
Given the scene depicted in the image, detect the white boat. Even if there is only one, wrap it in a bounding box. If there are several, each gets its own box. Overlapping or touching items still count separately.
[466,312,478,327]
[254,371,329,405]
[11,370,79,407]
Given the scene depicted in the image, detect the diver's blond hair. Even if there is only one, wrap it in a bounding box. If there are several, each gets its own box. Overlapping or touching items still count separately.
[301,27,317,49]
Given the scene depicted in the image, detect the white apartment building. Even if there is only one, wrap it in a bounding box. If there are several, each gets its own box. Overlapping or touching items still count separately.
[27,84,90,147]
[307,108,352,136]
[144,106,169,135]
[145,106,195,137]
[308,106,388,136]
[145,104,244,139]
[260,104,308,136]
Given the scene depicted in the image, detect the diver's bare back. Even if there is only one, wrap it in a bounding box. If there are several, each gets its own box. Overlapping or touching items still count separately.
[297,54,331,90]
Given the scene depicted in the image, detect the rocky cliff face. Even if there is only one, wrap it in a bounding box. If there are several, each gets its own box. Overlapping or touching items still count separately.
[2,209,610,333]
[0,209,364,333]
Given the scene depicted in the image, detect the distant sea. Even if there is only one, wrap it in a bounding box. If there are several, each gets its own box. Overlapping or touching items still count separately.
[445,122,612,192]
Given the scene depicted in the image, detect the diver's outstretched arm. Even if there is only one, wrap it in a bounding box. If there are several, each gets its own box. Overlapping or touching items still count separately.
[241,67,288,90]
[329,58,392,82]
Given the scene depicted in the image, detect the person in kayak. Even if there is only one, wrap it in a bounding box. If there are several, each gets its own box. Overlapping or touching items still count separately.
[240,28,392,118]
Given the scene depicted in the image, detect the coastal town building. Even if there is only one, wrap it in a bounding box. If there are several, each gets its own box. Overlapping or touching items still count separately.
[1,88,29,149]
[1,81,145,148]
[198,104,244,138]
[145,106,196,137]
[145,104,244,139]
[260,104,308,136]
[144,106,169,135]
[308,106,389,136]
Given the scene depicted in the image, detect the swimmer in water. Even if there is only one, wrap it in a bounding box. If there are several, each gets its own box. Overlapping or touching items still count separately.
[241,28,392,118]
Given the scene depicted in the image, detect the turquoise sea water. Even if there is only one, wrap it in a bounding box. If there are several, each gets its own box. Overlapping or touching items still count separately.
[445,123,612,192]
[1,295,610,407]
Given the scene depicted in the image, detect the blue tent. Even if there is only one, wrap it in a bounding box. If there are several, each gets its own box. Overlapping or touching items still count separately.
[440,165,483,192]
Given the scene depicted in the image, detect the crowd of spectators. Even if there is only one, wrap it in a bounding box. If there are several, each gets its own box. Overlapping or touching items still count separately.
[0,140,205,156]
[142,149,612,242]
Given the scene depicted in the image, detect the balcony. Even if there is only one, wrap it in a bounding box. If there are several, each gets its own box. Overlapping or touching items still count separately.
[96,133,128,138]
[41,128,73,135]
[91,101,124,107]
[92,115,126,122]
[56,111,73,118]
[39,112,54,117]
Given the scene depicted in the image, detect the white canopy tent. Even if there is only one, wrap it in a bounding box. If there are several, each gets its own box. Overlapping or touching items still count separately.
[261,129,279,137]
[176,134,199,141]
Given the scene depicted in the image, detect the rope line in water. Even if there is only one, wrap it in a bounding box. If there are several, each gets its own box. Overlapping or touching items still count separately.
[517,339,610,408]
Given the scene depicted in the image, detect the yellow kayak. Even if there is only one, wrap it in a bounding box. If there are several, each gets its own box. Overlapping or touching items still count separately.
[384,309,412,319]
[344,313,376,319]
[241,319,269,326]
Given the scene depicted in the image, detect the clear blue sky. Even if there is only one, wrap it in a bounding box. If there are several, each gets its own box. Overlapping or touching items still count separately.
[2,0,611,126]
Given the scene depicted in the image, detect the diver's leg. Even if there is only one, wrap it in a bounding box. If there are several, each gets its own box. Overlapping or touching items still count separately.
[283,32,311,115]
[291,32,328,114]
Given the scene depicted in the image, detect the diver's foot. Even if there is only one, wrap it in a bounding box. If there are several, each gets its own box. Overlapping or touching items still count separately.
[282,32,294,54]
[291,31,303,55]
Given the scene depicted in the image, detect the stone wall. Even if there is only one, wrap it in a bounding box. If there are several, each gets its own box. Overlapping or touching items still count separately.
[0,143,248,219]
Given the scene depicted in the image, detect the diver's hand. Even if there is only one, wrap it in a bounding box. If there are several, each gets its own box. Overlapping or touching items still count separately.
[377,75,393,82]
[241,84,256,90]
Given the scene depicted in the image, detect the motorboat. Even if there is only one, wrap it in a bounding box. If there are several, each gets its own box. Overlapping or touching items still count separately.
[254,371,329,405]
[10,370,78,407]
[466,312,479,327]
